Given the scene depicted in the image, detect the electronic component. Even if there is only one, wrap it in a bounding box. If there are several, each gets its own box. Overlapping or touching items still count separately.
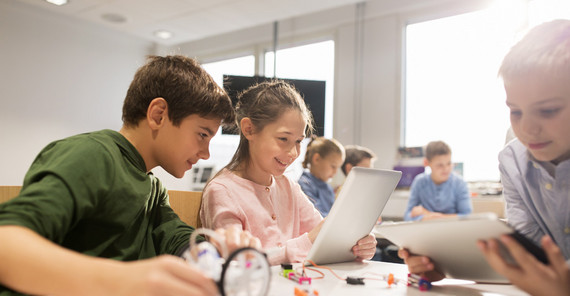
[184,228,271,296]
[346,276,365,285]
[407,273,432,291]
[281,263,295,278]
[288,273,312,285]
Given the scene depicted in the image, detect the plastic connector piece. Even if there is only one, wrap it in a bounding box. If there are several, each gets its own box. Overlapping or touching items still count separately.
[346,276,365,285]
[283,269,295,278]
[281,263,295,278]
[289,273,312,285]
[387,273,395,286]
[294,287,319,296]
[407,273,432,291]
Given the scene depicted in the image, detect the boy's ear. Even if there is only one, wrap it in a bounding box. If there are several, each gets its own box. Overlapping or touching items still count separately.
[423,157,429,167]
[311,153,321,164]
[147,98,168,130]
[240,117,255,140]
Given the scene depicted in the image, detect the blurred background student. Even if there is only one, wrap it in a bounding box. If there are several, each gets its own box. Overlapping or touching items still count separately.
[298,137,345,217]
[403,140,472,221]
[334,145,377,195]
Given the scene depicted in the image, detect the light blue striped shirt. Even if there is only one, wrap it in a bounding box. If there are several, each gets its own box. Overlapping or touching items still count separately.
[404,172,472,221]
[499,139,570,261]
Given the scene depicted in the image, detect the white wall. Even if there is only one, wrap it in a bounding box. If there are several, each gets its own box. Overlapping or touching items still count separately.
[0,1,154,185]
[0,0,494,190]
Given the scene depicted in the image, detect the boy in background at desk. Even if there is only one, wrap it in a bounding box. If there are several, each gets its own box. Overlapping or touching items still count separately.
[400,20,570,296]
[334,144,377,195]
[0,55,260,296]
[200,80,377,265]
[403,140,472,221]
[298,137,345,217]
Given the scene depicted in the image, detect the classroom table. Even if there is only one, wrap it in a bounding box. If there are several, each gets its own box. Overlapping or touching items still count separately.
[267,260,529,296]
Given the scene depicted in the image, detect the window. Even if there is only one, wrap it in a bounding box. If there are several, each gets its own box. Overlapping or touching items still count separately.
[403,0,570,181]
[201,55,255,87]
[198,44,335,182]
[265,40,335,138]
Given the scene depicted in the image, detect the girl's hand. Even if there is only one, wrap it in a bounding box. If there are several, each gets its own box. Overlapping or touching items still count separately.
[214,224,262,255]
[478,235,570,296]
[352,234,377,261]
[398,248,445,282]
[308,219,326,243]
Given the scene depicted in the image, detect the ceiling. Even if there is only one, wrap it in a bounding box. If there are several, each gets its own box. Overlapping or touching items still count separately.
[18,0,363,46]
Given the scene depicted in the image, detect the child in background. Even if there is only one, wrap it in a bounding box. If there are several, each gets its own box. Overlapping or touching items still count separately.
[0,55,260,296]
[400,20,570,296]
[341,145,376,176]
[335,145,377,195]
[298,137,345,217]
[403,141,472,221]
[200,80,377,265]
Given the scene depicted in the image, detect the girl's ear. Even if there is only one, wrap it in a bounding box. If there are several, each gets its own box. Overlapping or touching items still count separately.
[147,97,168,130]
[240,117,255,140]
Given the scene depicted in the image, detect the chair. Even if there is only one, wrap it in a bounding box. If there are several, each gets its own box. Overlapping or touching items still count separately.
[0,186,21,204]
[167,190,203,228]
[0,186,202,228]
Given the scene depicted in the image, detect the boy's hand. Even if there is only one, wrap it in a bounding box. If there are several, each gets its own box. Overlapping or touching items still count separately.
[410,205,428,218]
[0,226,218,296]
[398,248,445,282]
[478,235,570,296]
[114,255,218,296]
[421,212,444,220]
[352,234,377,261]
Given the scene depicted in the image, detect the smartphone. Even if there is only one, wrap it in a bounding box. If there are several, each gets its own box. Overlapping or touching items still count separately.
[507,231,549,264]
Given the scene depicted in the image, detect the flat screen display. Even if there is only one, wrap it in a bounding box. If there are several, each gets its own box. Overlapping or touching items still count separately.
[222,75,326,137]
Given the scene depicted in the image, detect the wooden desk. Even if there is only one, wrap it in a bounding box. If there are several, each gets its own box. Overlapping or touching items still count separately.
[268,261,529,296]
[381,189,506,220]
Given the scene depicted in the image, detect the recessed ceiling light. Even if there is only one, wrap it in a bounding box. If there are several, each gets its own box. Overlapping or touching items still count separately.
[45,0,68,5]
[154,30,173,40]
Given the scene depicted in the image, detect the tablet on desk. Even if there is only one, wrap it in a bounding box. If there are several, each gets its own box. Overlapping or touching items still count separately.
[305,167,401,265]
[375,213,548,283]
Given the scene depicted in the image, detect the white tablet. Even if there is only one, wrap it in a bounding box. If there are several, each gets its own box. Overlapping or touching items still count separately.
[375,213,548,283]
[305,167,401,265]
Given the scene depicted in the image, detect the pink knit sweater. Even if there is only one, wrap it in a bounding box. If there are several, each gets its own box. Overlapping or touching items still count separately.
[200,169,323,265]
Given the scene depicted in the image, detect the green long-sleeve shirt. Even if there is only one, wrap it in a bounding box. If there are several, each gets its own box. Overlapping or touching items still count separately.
[0,130,194,295]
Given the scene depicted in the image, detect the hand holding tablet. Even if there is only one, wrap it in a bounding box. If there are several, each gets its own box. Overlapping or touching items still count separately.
[376,213,547,283]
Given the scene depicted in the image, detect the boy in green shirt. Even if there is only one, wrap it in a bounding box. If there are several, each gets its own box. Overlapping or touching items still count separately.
[0,55,260,296]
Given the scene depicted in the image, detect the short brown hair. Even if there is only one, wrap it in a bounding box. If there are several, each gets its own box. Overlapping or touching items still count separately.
[425,141,451,161]
[122,55,234,127]
[341,145,376,175]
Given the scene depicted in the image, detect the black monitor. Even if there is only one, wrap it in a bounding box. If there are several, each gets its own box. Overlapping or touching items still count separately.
[222,75,326,137]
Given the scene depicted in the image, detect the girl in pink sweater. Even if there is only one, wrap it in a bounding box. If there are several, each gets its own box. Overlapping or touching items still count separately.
[200,80,377,265]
